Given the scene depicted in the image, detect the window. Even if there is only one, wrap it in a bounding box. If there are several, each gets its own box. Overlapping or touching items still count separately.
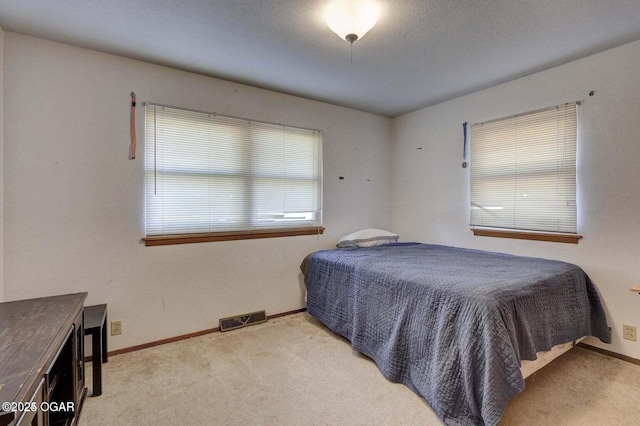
[470,102,578,241]
[144,104,323,245]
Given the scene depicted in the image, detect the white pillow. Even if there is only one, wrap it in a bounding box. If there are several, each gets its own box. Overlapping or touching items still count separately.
[336,228,399,248]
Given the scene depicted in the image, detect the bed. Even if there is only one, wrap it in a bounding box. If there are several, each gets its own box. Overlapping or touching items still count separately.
[301,243,610,426]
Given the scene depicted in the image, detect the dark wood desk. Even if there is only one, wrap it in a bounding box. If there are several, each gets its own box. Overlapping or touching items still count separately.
[0,293,87,426]
[84,304,107,396]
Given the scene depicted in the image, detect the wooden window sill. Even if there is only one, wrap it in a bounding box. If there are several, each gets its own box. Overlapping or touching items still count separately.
[471,228,582,244]
[143,226,324,246]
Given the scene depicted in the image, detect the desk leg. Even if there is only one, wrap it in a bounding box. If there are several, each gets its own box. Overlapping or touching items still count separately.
[102,314,108,364]
[92,331,102,396]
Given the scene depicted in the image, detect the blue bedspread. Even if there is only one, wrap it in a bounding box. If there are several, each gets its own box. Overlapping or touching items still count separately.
[304,243,610,425]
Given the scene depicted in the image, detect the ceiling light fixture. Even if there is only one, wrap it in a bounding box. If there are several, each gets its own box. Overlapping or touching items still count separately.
[326,0,379,44]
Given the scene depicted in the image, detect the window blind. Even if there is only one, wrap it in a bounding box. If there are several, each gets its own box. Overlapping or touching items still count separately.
[145,104,323,236]
[470,102,577,233]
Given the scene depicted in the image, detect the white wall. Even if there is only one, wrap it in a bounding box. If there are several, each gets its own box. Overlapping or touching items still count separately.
[0,24,4,303]
[392,39,640,359]
[3,33,392,350]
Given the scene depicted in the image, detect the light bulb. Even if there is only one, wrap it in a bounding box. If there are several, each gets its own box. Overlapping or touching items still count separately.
[326,0,379,43]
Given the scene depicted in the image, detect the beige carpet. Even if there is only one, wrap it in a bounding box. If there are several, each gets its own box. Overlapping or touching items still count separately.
[81,313,640,425]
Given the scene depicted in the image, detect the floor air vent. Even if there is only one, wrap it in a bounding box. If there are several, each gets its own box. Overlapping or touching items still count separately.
[219,310,267,332]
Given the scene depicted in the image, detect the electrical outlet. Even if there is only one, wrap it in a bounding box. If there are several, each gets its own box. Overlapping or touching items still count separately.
[623,324,636,341]
[111,320,122,336]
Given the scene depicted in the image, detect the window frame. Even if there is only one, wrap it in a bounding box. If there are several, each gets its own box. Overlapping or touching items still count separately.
[143,103,324,246]
[469,102,581,243]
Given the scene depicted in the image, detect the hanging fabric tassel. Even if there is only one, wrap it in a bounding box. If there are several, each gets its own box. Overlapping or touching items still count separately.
[129,92,137,159]
[462,121,468,168]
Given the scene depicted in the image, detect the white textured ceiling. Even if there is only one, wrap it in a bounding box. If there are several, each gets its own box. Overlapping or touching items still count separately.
[1,0,640,117]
